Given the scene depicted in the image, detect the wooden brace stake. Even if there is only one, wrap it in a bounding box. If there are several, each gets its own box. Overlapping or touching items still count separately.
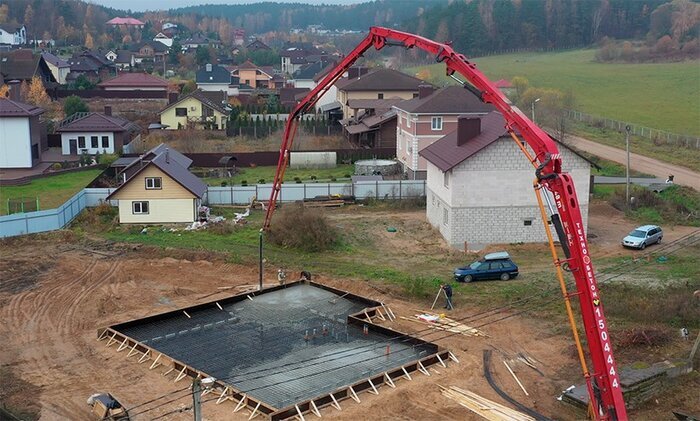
[367,378,379,395]
[386,305,396,320]
[417,361,430,376]
[364,310,372,323]
[106,332,118,347]
[162,367,174,376]
[294,404,306,421]
[329,394,341,411]
[309,400,321,418]
[248,401,261,420]
[216,302,223,310]
[183,310,191,319]
[384,372,396,388]
[246,295,253,301]
[149,353,162,369]
[216,387,231,404]
[348,386,360,403]
[98,329,109,341]
[376,308,386,321]
[503,360,529,396]
[174,366,187,382]
[138,349,151,363]
[436,353,447,368]
[116,338,129,352]
[448,351,460,363]
[127,343,139,357]
[233,394,247,413]
[380,303,393,321]
[401,366,412,380]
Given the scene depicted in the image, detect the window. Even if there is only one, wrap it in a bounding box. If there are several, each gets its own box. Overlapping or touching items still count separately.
[175,108,187,116]
[377,93,384,99]
[489,262,503,270]
[444,170,450,188]
[524,219,533,226]
[443,208,448,226]
[101,136,109,148]
[78,136,85,149]
[91,136,98,148]
[132,201,149,214]
[407,116,411,128]
[431,116,443,131]
[31,144,39,160]
[145,177,162,190]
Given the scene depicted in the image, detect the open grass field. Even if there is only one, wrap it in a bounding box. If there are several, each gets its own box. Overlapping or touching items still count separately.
[407,49,700,136]
[201,164,355,186]
[0,169,102,216]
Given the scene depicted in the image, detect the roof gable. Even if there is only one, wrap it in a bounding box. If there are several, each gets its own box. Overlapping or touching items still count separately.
[161,89,229,115]
[335,68,427,92]
[98,72,169,88]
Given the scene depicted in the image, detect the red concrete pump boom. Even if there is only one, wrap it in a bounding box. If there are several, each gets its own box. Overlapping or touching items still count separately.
[263,27,627,420]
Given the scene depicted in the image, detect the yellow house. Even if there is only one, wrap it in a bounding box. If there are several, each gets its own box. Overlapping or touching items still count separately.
[231,60,275,89]
[336,68,427,118]
[107,145,207,224]
[160,90,229,130]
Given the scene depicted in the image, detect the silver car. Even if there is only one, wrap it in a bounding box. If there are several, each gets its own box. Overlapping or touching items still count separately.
[622,225,663,249]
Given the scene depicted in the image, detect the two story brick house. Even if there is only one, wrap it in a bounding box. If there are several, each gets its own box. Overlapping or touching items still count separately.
[394,85,494,180]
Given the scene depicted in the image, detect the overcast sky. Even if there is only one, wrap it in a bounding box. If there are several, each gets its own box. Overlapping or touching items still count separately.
[95,0,364,13]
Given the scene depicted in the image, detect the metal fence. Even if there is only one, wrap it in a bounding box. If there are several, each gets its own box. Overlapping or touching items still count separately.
[567,110,700,149]
[0,188,115,238]
[0,181,426,238]
[205,180,426,205]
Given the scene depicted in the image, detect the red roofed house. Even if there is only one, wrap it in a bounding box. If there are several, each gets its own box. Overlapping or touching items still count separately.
[107,17,145,28]
[0,97,45,168]
[57,107,140,156]
[419,111,591,248]
[494,79,515,98]
[98,72,169,94]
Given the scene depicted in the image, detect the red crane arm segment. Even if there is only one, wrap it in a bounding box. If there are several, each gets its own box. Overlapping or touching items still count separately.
[263,27,627,421]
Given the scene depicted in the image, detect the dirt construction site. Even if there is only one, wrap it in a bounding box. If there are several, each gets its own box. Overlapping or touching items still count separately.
[1,204,699,420]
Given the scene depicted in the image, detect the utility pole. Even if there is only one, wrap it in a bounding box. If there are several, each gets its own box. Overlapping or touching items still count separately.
[192,378,202,421]
[531,98,541,123]
[258,229,263,291]
[625,125,631,208]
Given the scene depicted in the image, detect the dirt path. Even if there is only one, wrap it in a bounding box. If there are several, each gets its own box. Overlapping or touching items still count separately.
[565,134,700,190]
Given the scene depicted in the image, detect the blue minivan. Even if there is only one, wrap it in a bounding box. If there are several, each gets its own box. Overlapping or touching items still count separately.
[454,252,519,283]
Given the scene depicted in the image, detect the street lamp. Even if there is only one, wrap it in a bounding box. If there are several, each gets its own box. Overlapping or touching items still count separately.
[531,98,541,124]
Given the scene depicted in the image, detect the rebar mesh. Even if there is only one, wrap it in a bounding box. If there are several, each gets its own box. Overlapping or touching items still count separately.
[118,284,434,409]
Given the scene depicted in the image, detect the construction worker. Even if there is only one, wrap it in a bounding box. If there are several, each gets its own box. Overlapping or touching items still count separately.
[277,268,287,286]
[442,283,454,310]
[300,270,311,281]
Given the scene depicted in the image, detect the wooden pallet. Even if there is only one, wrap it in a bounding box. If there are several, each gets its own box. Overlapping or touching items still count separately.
[303,200,345,208]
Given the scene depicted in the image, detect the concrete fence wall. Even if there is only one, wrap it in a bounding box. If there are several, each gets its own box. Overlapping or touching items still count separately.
[0,181,426,238]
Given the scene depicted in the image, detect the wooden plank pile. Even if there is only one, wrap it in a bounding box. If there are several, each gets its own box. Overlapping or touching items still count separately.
[303,195,355,208]
[440,385,535,421]
[400,312,487,337]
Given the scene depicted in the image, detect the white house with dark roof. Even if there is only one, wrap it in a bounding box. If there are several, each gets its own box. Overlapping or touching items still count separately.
[419,111,592,249]
[0,97,45,168]
[106,144,206,224]
[56,107,140,155]
[41,52,70,84]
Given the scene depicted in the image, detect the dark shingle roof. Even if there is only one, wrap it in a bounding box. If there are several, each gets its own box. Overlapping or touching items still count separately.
[162,89,229,115]
[107,144,205,200]
[335,68,427,92]
[41,51,69,68]
[196,65,232,84]
[0,50,56,83]
[293,59,335,80]
[347,98,405,110]
[0,98,45,117]
[56,112,139,133]
[394,86,494,114]
[419,111,508,172]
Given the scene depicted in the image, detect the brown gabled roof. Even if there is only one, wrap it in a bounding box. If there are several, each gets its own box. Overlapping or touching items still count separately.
[161,89,229,115]
[56,113,138,133]
[98,72,169,88]
[107,145,205,200]
[335,68,427,92]
[419,111,508,172]
[394,86,494,114]
[0,98,45,117]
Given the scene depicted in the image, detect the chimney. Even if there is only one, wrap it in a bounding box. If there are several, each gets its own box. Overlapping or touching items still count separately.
[104,105,112,116]
[205,63,212,72]
[8,80,21,102]
[457,116,481,146]
[418,84,434,99]
[168,92,179,104]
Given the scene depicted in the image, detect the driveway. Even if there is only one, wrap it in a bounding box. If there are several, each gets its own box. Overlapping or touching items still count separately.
[565,134,700,191]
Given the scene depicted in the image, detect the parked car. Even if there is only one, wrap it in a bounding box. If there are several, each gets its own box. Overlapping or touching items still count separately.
[621,225,663,249]
[454,252,519,283]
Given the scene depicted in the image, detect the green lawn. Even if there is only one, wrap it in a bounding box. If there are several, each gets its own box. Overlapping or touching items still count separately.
[0,169,102,215]
[201,164,355,186]
[407,49,700,136]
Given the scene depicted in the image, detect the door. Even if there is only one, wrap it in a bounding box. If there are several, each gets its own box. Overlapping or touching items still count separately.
[69,138,77,155]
